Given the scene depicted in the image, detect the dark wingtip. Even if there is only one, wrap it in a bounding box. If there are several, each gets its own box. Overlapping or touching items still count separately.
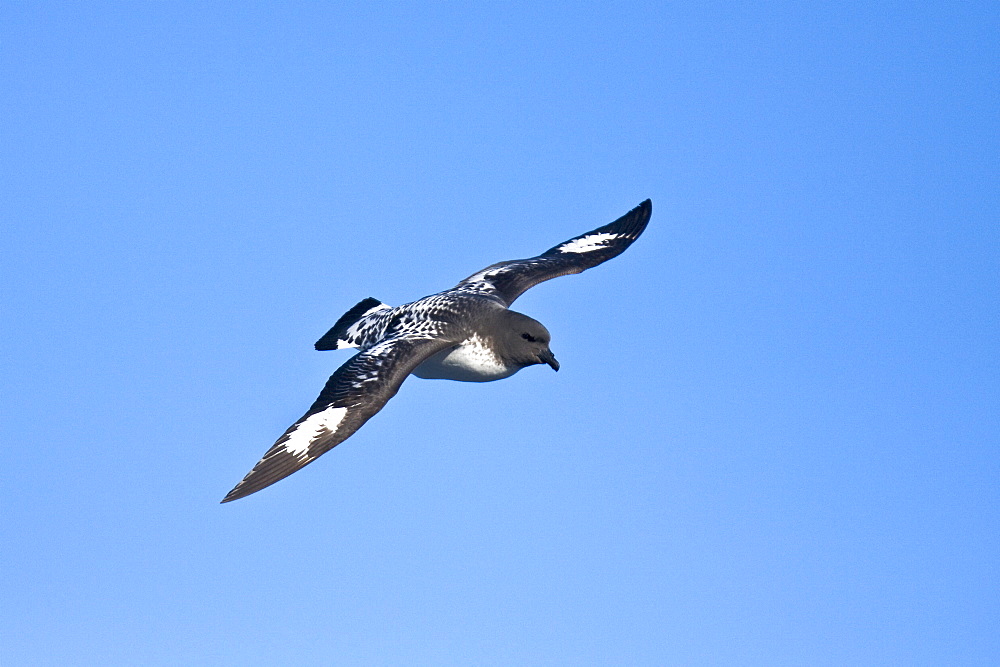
[220,480,265,504]
[220,487,242,504]
[220,474,269,503]
[611,199,652,238]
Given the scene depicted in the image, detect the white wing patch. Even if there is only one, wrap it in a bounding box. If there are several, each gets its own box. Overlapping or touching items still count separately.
[460,267,503,285]
[282,406,348,459]
[558,232,620,254]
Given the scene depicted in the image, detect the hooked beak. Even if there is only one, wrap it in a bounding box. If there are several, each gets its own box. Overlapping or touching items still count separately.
[538,348,559,371]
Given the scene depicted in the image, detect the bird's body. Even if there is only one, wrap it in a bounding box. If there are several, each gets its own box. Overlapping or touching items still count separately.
[413,331,517,382]
[222,199,652,502]
[322,290,552,381]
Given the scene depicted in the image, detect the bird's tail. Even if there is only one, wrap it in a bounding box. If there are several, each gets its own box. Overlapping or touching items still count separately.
[314,297,391,350]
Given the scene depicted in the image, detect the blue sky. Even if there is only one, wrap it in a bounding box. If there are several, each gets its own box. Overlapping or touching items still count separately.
[2,2,997,664]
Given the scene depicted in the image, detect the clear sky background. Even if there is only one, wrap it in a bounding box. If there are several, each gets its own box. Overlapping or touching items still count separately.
[3,2,997,665]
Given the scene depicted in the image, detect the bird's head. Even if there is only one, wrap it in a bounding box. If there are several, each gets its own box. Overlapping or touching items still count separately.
[498,310,559,372]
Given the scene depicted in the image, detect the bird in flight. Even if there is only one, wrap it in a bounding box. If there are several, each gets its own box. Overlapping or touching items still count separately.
[222,199,652,502]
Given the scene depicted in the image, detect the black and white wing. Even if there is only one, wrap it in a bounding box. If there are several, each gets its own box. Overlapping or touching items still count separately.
[222,335,454,502]
[457,199,651,306]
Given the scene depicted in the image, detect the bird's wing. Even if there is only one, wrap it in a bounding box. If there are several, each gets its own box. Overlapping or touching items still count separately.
[222,334,454,502]
[456,199,651,306]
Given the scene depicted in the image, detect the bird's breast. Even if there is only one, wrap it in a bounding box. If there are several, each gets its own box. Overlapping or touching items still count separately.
[411,335,517,382]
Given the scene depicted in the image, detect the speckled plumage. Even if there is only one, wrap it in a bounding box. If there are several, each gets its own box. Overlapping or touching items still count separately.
[222,199,651,502]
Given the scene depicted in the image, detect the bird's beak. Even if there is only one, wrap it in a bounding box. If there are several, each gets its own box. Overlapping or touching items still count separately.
[538,348,559,371]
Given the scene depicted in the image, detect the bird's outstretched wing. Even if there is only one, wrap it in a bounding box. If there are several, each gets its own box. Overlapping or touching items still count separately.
[222,335,454,502]
[457,199,651,306]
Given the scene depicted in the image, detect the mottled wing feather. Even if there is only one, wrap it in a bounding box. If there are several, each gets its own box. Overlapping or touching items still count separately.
[457,199,651,306]
[221,335,454,502]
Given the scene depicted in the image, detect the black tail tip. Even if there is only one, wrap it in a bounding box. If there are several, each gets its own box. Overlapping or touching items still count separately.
[315,297,385,351]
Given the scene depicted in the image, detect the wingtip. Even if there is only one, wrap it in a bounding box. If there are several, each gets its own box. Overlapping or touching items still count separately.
[613,199,652,235]
[220,488,240,504]
[220,477,266,504]
[220,479,257,503]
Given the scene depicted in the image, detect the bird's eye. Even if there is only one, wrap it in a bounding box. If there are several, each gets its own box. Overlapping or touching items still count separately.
[521,333,536,342]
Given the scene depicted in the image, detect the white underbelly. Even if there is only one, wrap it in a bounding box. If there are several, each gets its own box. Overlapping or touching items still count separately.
[412,337,517,382]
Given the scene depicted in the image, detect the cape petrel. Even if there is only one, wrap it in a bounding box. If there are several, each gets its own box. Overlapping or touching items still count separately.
[222,199,652,502]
